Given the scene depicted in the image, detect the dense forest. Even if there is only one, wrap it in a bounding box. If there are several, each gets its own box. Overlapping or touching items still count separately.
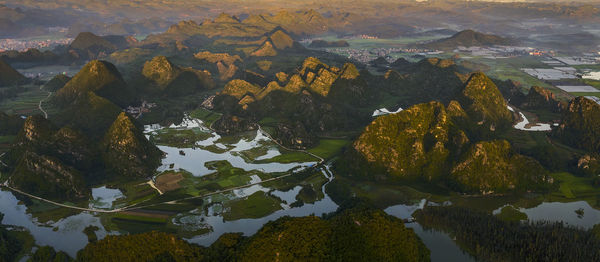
[414,206,600,262]
[76,207,429,262]
[0,214,25,262]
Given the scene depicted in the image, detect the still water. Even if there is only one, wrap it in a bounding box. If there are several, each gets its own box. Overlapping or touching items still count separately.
[1,116,598,260]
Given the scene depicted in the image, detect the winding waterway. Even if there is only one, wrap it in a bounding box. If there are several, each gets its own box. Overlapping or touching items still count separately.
[0,116,598,260]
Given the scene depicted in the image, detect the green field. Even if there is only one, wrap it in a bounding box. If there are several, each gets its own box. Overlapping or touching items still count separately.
[190,108,222,127]
[237,146,270,161]
[308,139,350,159]
[222,191,282,221]
[112,213,169,224]
[112,179,159,207]
[254,138,349,164]
[25,200,80,224]
[548,172,598,202]
[0,85,49,116]
[469,57,556,91]
[149,128,213,147]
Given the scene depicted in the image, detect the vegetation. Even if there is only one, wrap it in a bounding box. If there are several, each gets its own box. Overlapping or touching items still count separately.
[76,207,429,261]
[495,206,527,222]
[222,191,282,221]
[189,108,222,127]
[556,97,600,153]
[450,140,550,193]
[0,111,24,135]
[141,56,214,96]
[30,246,72,262]
[547,172,600,206]
[53,60,134,107]
[420,30,515,50]
[77,231,205,261]
[307,139,349,160]
[43,74,71,92]
[149,128,212,147]
[214,57,374,149]
[340,70,551,194]
[102,112,162,178]
[415,206,600,261]
[0,214,26,262]
[3,60,163,200]
[0,59,26,87]
[309,40,349,48]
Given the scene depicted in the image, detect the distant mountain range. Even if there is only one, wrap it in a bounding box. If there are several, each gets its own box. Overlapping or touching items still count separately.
[419,30,516,50]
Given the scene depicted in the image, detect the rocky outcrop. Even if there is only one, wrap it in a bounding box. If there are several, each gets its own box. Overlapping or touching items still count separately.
[251,41,278,57]
[458,72,513,136]
[194,51,241,81]
[142,56,214,95]
[556,97,600,153]
[521,86,564,112]
[212,115,257,135]
[101,112,162,178]
[450,140,550,194]
[54,60,134,107]
[274,122,317,150]
[342,80,549,193]
[350,101,469,180]
[213,57,374,148]
[10,151,89,200]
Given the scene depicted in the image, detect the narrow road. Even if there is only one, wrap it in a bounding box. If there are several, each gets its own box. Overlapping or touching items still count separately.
[1,182,126,213]
[38,91,52,119]
[0,168,305,213]
[0,112,326,214]
[127,171,296,211]
[0,153,7,167]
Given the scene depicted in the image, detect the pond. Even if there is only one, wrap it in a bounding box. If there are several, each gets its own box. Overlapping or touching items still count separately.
[0,190,112,257]
[493,201,600,229]
[186,166,339,246]
[145,116,317,177]
[89,186,124,209]
[384,201,477,262]
[1,115,599,260]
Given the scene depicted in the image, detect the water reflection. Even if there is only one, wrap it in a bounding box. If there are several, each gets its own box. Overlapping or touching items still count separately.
[89,186,124,209]
[494,201,600,229]
[384,201,476,262]
[186,166,338,246]
[145,117,317,176]
[0,190,111,257]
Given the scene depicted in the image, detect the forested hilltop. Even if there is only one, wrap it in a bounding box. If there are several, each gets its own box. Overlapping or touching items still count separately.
[76,207,429,262]
[1,2,600,261]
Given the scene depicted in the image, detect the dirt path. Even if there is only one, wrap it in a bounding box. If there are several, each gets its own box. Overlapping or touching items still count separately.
[1,182,128,213]
[0,169,306,213]
[38,91,52,119]
[0,113,325,214]
[0,152,7,167]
